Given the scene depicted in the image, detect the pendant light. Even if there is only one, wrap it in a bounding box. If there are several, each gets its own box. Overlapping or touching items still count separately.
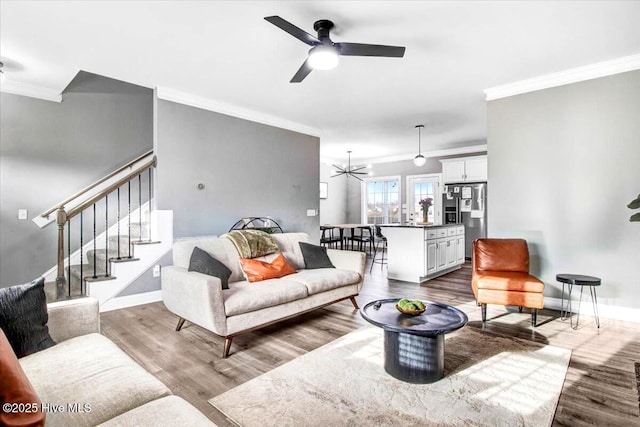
[413,124,426,166]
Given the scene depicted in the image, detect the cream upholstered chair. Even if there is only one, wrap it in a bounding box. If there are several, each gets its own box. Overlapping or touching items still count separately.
[471,238,544,326]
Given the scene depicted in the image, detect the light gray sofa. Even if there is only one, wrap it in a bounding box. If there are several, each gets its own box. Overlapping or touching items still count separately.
[19,297,216,427]
[162,232,366,357]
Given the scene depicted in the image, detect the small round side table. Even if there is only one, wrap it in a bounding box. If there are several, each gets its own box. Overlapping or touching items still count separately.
[556,273,601,329]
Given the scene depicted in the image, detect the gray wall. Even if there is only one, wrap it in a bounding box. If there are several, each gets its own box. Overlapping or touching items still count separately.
[487,70,640,308]
[319,162,347,224]
[0,73,153,286]
[155,99,320,242]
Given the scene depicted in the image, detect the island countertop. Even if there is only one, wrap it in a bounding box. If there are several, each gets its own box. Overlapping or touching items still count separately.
[379,223,461,229]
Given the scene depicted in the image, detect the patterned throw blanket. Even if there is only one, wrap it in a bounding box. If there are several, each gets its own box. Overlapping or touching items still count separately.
[222,230,279,259]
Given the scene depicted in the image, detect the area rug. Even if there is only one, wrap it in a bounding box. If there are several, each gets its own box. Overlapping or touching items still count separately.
[209,327,571,427]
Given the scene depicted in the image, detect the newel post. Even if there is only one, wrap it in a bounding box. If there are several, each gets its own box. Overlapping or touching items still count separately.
[55,207,68,298]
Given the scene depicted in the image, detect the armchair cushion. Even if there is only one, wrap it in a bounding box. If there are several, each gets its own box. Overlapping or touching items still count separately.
[473,238,529,273]
[473,272,544,293]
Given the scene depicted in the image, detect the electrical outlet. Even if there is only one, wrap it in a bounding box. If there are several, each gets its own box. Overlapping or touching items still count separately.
[18,209,28,220]
[152,265,161,278]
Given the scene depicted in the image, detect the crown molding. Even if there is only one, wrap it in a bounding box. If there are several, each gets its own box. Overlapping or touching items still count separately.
[155,86,321,137]
[331,144,487,166]
[484,53,640,101]
[0,79,62,102]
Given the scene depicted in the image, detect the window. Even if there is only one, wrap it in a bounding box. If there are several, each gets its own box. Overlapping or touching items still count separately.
[407,175,441,224]
[362,176,401,224]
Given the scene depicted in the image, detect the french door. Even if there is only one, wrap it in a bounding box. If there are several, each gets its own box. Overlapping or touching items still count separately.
[406,174,442,224]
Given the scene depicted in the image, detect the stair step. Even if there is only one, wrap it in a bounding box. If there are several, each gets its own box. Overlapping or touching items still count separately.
[84,274,117,283]
[109,256,140,263]
[131,240,161,245]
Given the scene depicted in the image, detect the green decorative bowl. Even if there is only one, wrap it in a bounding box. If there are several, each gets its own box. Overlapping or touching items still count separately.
[395,303,426,316]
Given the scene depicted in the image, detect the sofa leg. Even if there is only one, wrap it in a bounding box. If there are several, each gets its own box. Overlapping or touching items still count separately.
[175,317,186,331]
[531,309,538,327]
[481,304,487,322]
[223,337,233,358]
[349,296,359,310]
[518,306,523,313]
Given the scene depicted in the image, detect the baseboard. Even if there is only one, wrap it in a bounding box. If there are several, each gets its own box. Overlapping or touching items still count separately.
[544,296,640,324]
[99,290,162,313]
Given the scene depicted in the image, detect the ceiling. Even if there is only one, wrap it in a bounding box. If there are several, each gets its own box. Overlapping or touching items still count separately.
[1,1,639,163]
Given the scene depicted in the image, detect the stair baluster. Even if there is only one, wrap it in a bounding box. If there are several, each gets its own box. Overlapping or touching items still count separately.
[67,218,71,297]
[105,193,109,277]
[127,181,132,258]
[148,168,153,241]
[138,173,142,242]
[116,187,121,260]
[80,212,84,294]
[92,203,97,279]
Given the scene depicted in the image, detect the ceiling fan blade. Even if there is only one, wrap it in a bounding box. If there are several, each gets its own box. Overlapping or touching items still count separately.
[264,16,320,46]
[290,59,313,83]
[337,42,405,57]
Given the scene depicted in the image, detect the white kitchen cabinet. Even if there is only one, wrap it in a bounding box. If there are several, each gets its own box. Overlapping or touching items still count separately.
[441,156,487,183]
[425,240,437,276]
[455,235,465,264]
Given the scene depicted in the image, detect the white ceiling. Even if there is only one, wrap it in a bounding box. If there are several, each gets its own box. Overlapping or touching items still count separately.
[1,1,639,163]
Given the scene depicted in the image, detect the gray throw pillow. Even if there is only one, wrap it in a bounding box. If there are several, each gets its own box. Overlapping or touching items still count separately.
[299,242,335,269]
[188,246,232,289]
[0,277,56,358]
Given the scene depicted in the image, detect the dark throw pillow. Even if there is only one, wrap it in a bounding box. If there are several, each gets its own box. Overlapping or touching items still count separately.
[299,242,335,269]
[0,277,56,358]
[188,246,232,290]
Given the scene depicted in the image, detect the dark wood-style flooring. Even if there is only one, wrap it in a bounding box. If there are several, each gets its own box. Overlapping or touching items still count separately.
[101,261,640,426]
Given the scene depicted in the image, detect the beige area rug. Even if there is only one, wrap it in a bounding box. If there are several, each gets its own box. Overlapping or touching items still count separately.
[209,327,571,427]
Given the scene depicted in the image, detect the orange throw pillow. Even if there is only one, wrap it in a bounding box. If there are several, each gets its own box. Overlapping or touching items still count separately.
[239,253,297,282]
[0,328,45,427]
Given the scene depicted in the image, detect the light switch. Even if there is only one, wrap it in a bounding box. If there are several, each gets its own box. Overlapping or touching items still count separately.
[153,265,161,278]
[307,209,318,217]
[18,209,28,220]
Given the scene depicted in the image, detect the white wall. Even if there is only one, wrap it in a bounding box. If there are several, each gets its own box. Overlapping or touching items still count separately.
[319,162,347,224]
[487,70,640,310]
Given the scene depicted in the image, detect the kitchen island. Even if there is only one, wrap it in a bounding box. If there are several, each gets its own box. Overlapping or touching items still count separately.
[379,224,465,283]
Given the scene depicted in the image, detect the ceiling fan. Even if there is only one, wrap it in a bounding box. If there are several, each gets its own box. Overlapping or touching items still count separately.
[264,16,406,83]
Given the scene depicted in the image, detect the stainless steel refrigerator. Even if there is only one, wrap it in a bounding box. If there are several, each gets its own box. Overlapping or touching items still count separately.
[442,182,487,259]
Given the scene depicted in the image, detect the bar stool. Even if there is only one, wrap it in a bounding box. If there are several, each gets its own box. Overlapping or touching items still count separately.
[557,273,601,329]
[369,226,387,272]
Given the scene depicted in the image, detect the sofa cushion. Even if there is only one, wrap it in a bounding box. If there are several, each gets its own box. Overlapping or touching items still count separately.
[188,246,232,289]
[288,269,362,295]
[173,237,245,283]
[223,279,309,316]
[269,233,310,270]
[19,333,171,427]
[473,271,544,293]
[0,277,56,358]
[96,396,216,427]
[299,242,335,269]
[0,328,46,427]
[239,253,297,283]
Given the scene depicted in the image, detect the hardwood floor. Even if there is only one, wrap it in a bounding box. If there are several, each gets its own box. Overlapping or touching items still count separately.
[100,261,640,426]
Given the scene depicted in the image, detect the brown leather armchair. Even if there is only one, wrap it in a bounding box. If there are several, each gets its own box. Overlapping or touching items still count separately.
[472,238,544,326]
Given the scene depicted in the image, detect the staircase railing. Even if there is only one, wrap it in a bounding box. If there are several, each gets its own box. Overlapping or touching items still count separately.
[42,151,157,298]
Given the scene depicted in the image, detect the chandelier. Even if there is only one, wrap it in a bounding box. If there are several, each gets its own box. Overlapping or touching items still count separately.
[331,151,370,181]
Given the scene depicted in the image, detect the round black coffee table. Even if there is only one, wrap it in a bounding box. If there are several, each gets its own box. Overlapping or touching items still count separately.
[360,298,468,384]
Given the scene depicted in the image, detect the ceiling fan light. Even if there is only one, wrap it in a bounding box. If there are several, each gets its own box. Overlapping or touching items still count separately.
[414,155,426,167]
[308,46,339,70]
